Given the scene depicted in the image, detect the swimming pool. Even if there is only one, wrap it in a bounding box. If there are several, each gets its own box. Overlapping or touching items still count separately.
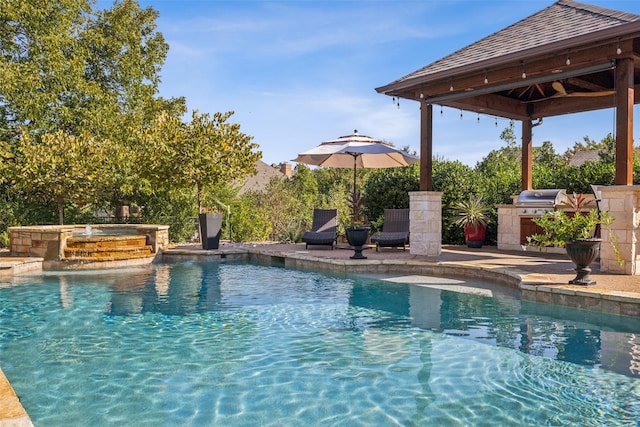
[1,261,638,426]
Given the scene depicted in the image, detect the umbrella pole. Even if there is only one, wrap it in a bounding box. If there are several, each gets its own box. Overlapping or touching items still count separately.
[352,154,357,196]
[352,153,358,225]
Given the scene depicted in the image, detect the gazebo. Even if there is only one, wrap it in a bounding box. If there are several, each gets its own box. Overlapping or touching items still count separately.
[376,0,640,274]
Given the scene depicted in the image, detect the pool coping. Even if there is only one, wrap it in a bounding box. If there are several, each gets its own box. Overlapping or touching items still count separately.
[163,246,640,318]
[0,368,33,427]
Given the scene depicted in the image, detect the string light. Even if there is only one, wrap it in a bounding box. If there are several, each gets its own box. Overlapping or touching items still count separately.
[477,113,480,123]
[616,38,622,55]
[419,92,424,99]
[566,50,571,65]
[440,106,443,116]
[521,62,527,79]
[484,69,488,84]
[449,79,454,92]
[459,110,463,120]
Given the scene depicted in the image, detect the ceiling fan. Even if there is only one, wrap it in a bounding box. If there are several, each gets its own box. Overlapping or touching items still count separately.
[524,81,614,103]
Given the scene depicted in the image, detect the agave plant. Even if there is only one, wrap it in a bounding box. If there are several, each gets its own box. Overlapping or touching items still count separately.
[452,194,491,230]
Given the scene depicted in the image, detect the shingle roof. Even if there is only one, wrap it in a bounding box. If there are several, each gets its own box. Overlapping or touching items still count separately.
[384,0,640,88]
[238,160,286,194]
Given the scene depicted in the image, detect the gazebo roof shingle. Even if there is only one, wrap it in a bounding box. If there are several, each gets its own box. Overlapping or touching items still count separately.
[380,0,640,92]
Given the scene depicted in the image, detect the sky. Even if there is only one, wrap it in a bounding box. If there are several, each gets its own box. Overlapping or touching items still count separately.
[122,0,640,167]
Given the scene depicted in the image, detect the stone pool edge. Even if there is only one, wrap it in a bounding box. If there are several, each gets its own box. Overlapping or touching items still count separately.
[0,368,33,427]
[164,247,640,318]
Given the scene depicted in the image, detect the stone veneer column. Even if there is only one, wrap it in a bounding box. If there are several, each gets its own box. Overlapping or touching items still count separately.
[598,185,640,275]
[409,191,442,256]
[497,201,520,251]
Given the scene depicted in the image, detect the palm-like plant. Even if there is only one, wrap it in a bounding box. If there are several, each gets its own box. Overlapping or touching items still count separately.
[452,194,490,231]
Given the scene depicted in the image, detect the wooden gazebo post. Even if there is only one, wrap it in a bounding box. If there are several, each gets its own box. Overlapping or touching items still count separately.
[615,57,634,186]
[521,120,533,191]
[409,101,442,256]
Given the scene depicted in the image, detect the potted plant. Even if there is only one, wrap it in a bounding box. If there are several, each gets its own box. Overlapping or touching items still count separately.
[527,193,622,285]
[452,195,491,248]
[345,190,370,259]
[199,207,223,250]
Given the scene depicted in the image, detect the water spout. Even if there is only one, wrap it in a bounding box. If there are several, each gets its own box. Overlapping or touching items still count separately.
[85,225,92,236]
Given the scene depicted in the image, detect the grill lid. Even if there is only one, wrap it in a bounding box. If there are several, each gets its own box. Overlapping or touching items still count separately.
[516,189,567,207]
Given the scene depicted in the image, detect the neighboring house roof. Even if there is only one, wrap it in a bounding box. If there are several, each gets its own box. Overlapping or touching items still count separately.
[378,0,640,94]
[568,150,601,166]
[237,160,287,194]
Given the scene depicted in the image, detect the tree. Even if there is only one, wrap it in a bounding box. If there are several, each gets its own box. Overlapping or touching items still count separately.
[533,140,565,189]
[476,124,521,205]
[9,131,108,224]
[364,164,419,230]
[0,0,184,222]
[139,110,261,213]
[0,0,175,138]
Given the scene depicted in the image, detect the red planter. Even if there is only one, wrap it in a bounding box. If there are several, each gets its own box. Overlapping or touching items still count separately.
[464,223,486,248]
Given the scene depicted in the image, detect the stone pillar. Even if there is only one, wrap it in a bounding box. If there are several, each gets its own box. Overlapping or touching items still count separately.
[497,203,520,251]
[598,185,640,275]
[409,191,442,256]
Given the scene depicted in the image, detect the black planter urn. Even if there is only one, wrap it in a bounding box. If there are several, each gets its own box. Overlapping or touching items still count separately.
[345,226,370,260]
[199,213,223,250]
[565,238,601,285]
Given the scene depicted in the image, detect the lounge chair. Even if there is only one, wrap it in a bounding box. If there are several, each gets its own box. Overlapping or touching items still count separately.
[301,208,338,249]
[370,208,410,251]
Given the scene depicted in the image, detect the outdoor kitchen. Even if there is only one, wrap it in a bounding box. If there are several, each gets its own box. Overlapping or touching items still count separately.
[497,189,598,253]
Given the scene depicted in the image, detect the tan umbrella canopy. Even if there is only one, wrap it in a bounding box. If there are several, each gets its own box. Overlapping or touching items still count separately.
[293,130,419,197]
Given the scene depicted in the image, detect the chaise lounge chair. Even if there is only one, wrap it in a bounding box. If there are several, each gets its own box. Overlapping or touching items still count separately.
[301,208,338,249]
[370,208,410,251]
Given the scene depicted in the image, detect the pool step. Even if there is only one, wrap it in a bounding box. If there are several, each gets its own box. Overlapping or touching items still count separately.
[63,235,154,261]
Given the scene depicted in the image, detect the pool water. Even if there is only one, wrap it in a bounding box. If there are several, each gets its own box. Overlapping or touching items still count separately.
[1,262,639,426]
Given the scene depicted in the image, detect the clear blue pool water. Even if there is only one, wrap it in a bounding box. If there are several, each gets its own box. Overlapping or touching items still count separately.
[1,261,639,426]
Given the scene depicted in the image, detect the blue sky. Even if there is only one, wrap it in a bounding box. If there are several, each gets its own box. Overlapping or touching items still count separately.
[129,0,640,166]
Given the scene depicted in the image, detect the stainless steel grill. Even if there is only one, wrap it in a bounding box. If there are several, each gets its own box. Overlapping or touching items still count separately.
[515,189,567,215]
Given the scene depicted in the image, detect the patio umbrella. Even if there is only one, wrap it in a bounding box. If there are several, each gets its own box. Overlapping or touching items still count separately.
[292,130,419,198]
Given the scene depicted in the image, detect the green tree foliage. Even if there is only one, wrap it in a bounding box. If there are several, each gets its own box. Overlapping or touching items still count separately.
[9,131,108,224]
[0,0,186,226]
[475,124,521,206]
[363,164,419,230]
[0,0,177,138]
[532,140,564,189]
[139,110,261,214]
[432,158,481,244]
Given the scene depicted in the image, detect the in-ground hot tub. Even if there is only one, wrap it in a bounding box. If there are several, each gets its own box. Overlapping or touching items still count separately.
[8,224,170,270]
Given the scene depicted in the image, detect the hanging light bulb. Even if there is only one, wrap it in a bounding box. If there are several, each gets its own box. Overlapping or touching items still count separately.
[440,106,443,116]
[419,92,424,99]
[616,38,622,55]
[477,113,480,123]
[449,79,454,92]
[566,52,571,65]
[521,62,527,79]
[484,69,488,84]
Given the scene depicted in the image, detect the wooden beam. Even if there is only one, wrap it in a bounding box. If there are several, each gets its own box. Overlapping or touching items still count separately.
[443,93,531,120]
[522,120,533,191]
[401,42,625,101]
[420,102,433,191]
[529,95,615,117]
[615,57,634,185]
